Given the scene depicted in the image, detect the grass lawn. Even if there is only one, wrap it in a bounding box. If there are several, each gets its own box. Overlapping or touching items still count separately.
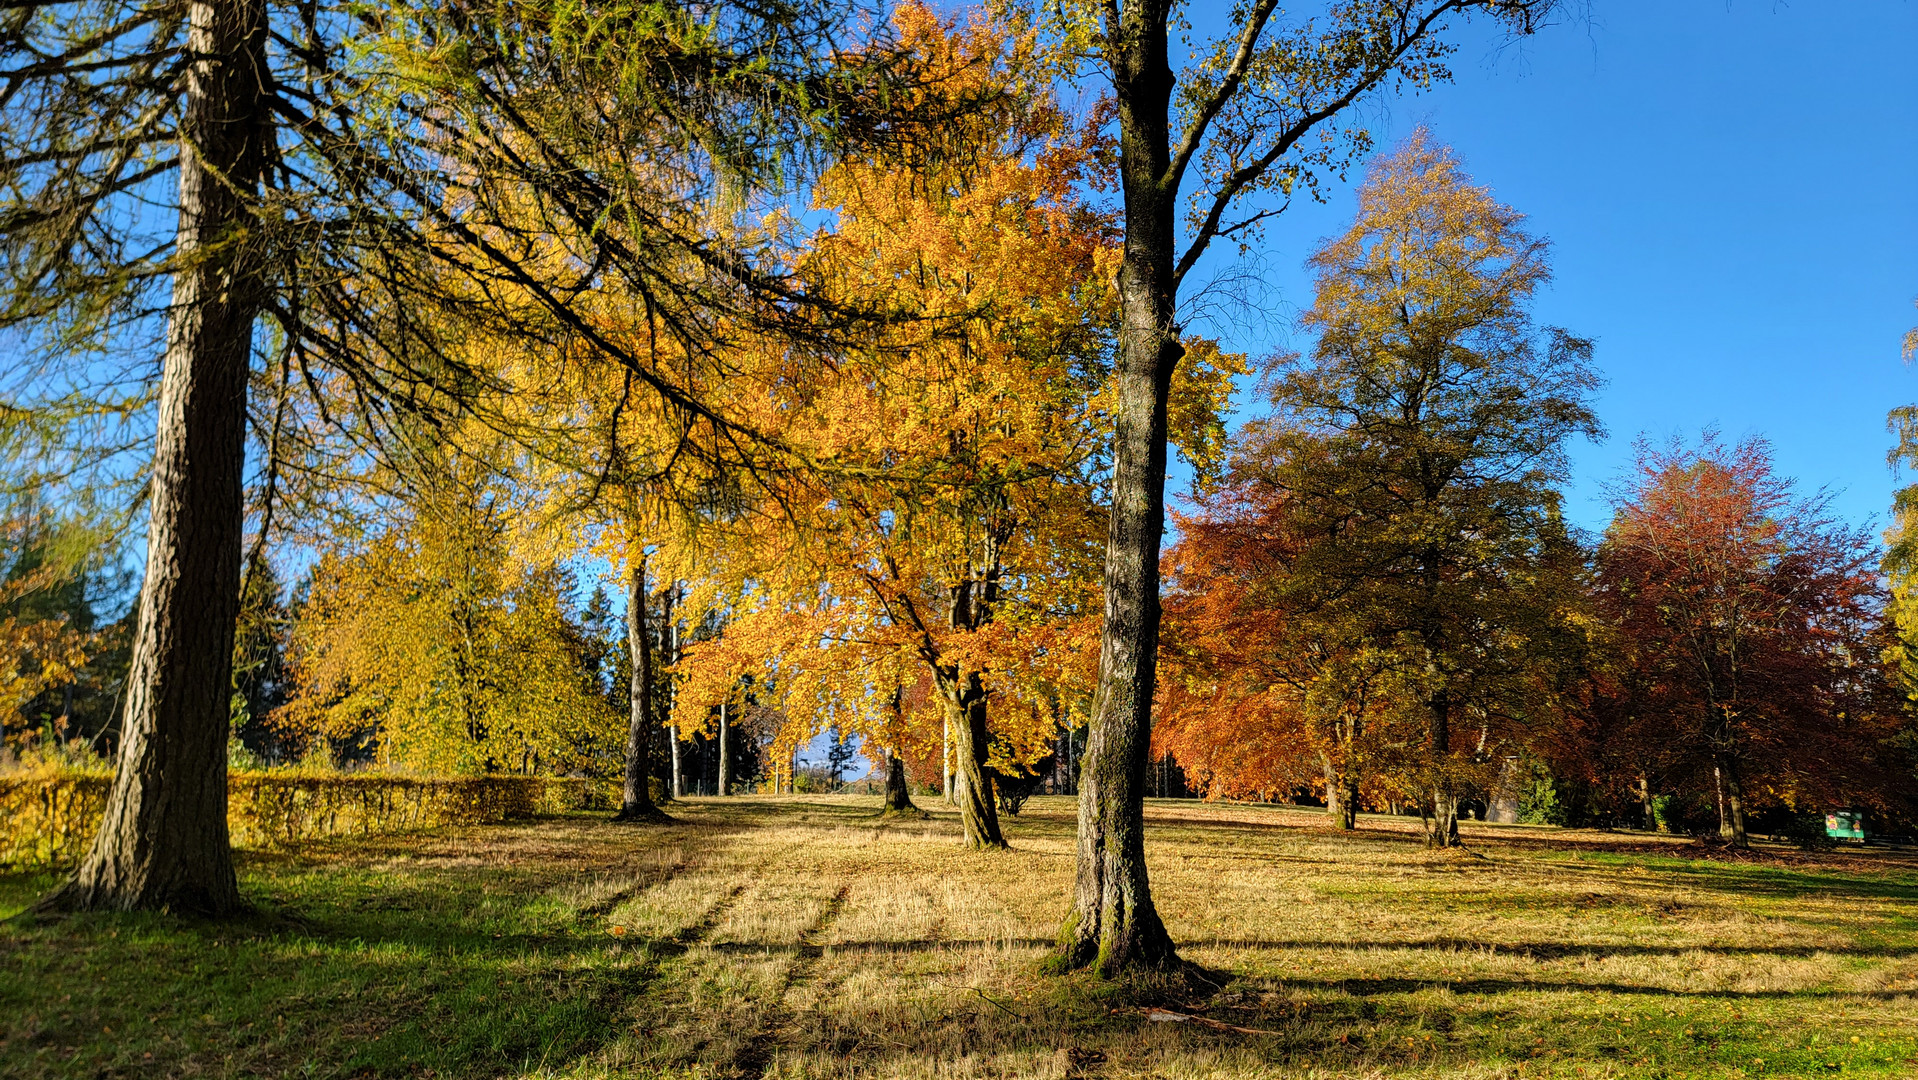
[4,795,1916,1079]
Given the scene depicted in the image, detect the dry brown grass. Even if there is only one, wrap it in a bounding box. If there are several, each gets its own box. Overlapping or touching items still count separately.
[5,794,1916,1079]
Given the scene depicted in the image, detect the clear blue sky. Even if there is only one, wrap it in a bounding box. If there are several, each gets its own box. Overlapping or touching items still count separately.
[1179,0,1918,537]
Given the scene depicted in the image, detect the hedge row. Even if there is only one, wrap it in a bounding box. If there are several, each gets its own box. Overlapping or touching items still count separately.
[0,772,618,868]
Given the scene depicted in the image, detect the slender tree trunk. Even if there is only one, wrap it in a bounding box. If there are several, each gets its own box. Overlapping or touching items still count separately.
[1424,690,1461,848]
[1058,7,1183,975]
[667,724,680,800]
[942,713,954,805]
[615,557,665,822]
[1638,776,1656,831]
[717,700,731,796]
[45,0,270,916]
[1714,765,1729,839]
[947,682,1005,848]
[1341,759,1360,830]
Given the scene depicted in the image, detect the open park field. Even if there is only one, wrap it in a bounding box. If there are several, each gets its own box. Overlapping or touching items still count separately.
[5,796,1918,1080]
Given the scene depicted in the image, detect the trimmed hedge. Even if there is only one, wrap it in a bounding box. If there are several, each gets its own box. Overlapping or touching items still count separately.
[0,772,617,868]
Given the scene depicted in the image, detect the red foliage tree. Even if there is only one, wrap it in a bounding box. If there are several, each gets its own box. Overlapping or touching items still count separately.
[1594,434,1903,845]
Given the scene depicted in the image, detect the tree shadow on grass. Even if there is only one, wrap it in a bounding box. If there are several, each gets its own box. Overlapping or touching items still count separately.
[1190,937,1918,961]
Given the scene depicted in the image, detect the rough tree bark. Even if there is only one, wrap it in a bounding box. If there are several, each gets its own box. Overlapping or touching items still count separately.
[615,557,667,822]
[944,678,1004,847]
[43,0,270,916]
[1057,0,1183,973]
[882,751,920,815]
[1054,0,1552,975]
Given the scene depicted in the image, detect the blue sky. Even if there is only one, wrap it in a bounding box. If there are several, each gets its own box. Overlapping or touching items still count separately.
[1177,0,1918,536]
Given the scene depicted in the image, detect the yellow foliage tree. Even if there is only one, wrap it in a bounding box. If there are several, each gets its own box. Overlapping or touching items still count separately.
[280,437,620,776]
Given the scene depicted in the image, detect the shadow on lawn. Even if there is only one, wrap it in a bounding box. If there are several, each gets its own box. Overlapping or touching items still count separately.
[1194,937,1918,960]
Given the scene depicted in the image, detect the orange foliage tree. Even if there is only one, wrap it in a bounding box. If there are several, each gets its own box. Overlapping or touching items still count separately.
[672,5,1239,849]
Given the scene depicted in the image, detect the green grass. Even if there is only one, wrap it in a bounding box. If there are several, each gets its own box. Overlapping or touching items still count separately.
[4,796,1916,1078]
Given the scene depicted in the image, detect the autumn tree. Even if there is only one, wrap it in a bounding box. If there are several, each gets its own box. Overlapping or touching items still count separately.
[1596,434,1901,847]
[3,0,973,914]
[1161,483,1406,827]
[670,7,1146,850]
[281,436,620,776]
[0,512,103,748]
[1228,133,1599,847]
[1037,0,1562,972]
[1879,299,1918,800]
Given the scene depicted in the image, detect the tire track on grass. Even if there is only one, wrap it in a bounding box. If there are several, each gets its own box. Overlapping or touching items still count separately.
[731,882,853,1079]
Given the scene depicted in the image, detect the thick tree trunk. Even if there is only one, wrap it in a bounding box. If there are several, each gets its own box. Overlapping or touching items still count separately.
[1322,752,1345,828]
[882,751,920,815]
[717,701,731,796]
[1323,752,1358,830]
[45,0,269,917]
[947,683,1005,848]
[1718,755,1748,848]
[1057,2,1183,975]
[1638,776,1657,831]
[615,558,666,822]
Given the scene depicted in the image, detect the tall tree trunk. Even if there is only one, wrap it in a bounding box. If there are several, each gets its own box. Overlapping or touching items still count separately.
[615,557,665,822]
[1058,4,1182,974]
[947,680,1005,848]
[667,726,681,800]
[717,700,731,796]
[46,0,269,916]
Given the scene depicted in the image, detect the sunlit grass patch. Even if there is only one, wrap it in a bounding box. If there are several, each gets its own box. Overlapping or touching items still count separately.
[5,796,1917,1078]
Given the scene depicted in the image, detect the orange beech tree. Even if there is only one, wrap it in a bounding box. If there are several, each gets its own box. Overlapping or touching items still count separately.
[1161,133,1598,846]
[1594,434,1904,846]
[673,7,1240,849]
[1160,470,1411,827]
